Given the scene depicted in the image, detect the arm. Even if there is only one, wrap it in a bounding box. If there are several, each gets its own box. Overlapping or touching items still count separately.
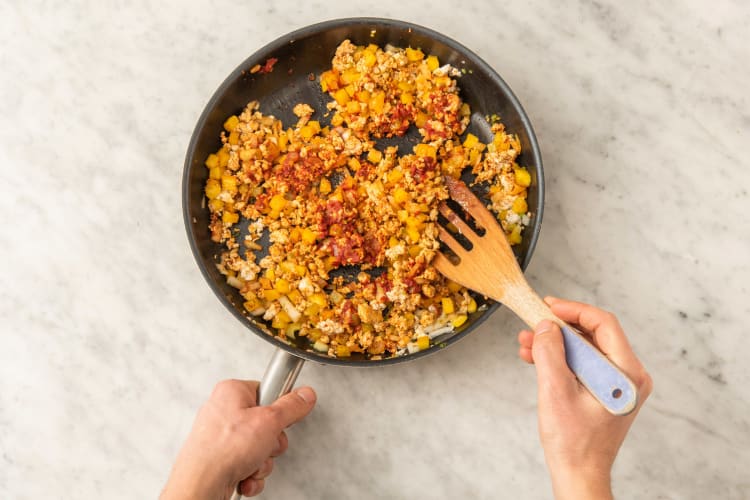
[517,297,653,500]
[160,380,316,499]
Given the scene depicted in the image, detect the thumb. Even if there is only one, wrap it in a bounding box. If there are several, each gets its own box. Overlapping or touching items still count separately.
[531,320,576,392]
[268,386,317,428]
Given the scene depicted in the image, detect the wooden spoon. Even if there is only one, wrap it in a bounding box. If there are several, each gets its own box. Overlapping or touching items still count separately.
[432,177,637,415]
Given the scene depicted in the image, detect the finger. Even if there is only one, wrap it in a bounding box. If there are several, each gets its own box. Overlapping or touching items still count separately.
[268,386,317,429]
[251,457,275,480]
[210,379,259,409]
[238,478,265,497]
[271,431,288,457]
[517,329,534,349]
[531,320,577,395]
[518,345,534,364]
[545,297,651,391]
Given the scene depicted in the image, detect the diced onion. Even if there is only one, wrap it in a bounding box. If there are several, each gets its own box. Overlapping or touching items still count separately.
[278,296,301,323]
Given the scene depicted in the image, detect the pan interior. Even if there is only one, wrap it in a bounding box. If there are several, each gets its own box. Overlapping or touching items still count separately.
[184,19,543,365]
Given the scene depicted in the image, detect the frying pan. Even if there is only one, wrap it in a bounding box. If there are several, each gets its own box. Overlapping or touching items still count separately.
[183,18,544,408]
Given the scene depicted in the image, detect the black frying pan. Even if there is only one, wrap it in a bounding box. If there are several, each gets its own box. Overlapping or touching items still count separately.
[182,18,544,407]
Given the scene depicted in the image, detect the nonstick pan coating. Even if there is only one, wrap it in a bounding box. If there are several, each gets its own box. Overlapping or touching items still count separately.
[183,18,544,367]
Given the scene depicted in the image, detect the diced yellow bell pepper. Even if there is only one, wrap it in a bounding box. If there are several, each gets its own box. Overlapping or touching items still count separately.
[514,167,531,187]
[367,149,383,164]
[272,311,291,330]
[309,293,327,307]
[334,88,350,105]
[319,177,332,194]
[400,93,414,105]
[388,236,399,248]
[363,50,376,67]
[274,278,290,294]
[417,335,430,350]
[405,47,424,61]
[217,147,230,167]
[398,81,414,92]
[269,194,287,211]
[346,101,360,114]
[387,169,404,183]
[414,143,436,160]
[408,245,421,258]
[301,228,317,245]
[512,197,528,215]
[258,277,272,290]
[442,297,455,314]
[320,70,339,92]
[426,55,439,71]
[299,125,315,140]
[452,315,468,328]
[341,70,361,85]
[336,345,351,357]
[208,199,224,212]
[369,91,385,114]
[406,226,420,243]
[508,225,523,245]
[304,303,320,317]
[273,135,286,154]
[223,115,239,132]
[355,90,371,103]
[462,133,479,149]
[415,112,428,128]
[467,298,478,314]
[447,281,462,293]
[204,153,219,169]
[287,290,303,307]
[209,166,222,180]
[222,211,239,224]
[221,175,238,194]
[393,188,409,204]
[205,179,221,200]
[263,289,282,301]
[243,298,262,313]
[228,131,239,145]
[265,268,275,281]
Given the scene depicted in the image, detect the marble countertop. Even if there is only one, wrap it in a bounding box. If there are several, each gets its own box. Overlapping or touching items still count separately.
[2,1,748,499]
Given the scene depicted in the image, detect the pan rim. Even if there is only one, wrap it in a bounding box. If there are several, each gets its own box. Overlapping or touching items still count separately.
[182,17,544,366]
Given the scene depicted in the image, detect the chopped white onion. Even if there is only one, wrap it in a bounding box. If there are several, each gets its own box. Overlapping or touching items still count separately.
[278,295,301,323]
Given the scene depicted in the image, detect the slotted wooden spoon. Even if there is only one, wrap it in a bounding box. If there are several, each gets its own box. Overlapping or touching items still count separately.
[433,177,637,415]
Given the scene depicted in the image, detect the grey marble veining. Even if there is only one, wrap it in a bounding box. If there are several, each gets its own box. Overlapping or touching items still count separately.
[1,1,748,499]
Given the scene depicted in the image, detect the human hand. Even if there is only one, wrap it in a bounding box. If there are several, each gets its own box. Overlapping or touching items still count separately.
[517,297,653,500]
[160,380,316,500]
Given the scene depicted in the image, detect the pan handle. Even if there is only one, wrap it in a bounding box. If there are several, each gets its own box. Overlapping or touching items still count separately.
[257,347,305,406]
[230,348,304,500]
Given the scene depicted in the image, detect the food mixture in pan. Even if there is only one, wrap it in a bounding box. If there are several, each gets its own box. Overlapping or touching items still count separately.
[203,40,532,358]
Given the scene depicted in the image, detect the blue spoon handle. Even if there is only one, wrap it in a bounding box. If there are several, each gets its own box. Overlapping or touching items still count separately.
[559,324,637,415]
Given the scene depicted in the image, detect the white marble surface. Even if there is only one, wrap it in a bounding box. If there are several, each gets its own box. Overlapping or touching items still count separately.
[1,1,748,498]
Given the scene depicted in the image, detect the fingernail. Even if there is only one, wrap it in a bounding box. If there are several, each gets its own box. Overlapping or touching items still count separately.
[534,320,554,336]
[296,386,315,403]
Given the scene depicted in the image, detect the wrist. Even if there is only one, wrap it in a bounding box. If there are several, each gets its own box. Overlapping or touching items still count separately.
[549,465,613,500]
[160,460,234,500]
